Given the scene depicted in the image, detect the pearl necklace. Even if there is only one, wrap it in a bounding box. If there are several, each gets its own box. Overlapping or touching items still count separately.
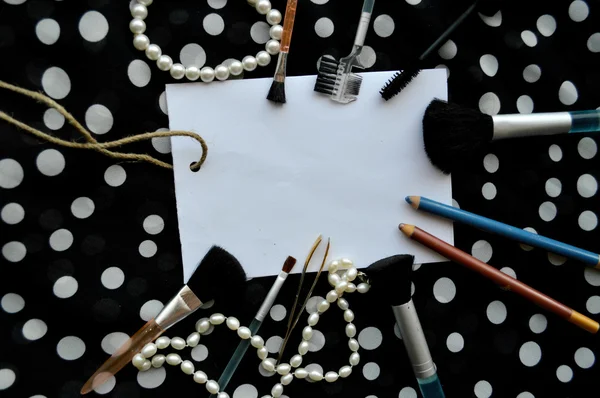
[129,0,283,82]
[133,258,370,398]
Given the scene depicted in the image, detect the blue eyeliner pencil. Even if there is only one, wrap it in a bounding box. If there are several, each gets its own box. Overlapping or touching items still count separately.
[406,196,600,268]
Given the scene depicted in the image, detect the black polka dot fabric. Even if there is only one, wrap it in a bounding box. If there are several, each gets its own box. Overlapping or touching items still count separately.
[1,0,600,397]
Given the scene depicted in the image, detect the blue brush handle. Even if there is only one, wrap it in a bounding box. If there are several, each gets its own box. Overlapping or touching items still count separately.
[570,110,600,132]
[362,0,375,13]
[408,196,600,267]
[418,374,446,398]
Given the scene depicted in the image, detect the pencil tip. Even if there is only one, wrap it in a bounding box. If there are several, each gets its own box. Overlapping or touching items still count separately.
[406,196,420,208]
[398,223,415,236]
[405,196,411,204]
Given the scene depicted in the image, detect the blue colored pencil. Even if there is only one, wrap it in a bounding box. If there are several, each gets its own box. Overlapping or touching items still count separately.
[406,196,600,268]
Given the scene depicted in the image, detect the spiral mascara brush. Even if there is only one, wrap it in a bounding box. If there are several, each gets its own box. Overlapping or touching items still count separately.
[267,0,298,103]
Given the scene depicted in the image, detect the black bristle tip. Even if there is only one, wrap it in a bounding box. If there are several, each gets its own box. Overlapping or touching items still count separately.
[366,255,414,306]
[187,246,247,304]
[267,81,286,104]
[422,99,494,174]
[380,66,421,101]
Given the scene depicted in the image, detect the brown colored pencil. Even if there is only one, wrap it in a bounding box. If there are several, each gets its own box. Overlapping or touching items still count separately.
[399,223,599,334]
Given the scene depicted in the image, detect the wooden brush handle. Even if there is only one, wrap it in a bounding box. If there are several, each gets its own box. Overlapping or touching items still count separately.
[280,0,298,52]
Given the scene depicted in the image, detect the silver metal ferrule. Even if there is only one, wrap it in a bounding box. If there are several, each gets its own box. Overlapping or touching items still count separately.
[273,52,288,83]
[492,112,572,140]
[155,285,203,330]
[354,12,371,46]
[392,300,436,379]
[256,271,288,322]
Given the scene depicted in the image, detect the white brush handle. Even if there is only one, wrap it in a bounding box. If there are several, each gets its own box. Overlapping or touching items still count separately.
[492,112,572,139]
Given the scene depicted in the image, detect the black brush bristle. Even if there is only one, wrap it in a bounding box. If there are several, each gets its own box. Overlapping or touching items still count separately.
[187,246,247,304]
[267,81,286,103]
[366,255,414,306]
[380,65,421,101]
[314,57,340,95]
[422,99,494,174]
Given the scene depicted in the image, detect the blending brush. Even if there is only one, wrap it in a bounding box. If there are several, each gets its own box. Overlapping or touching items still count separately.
[367,255,446,398]
[212,256,297,396]
[423,99,600,174]
[313,0,375,104]
[80,246,247,394]
[266,0,298,103]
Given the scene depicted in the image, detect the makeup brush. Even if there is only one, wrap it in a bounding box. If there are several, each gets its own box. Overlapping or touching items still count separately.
[266,0,298,104]
[80,246,247,394]
[367,255,446,398]
[212,256,296,396]
[423,99,600,174]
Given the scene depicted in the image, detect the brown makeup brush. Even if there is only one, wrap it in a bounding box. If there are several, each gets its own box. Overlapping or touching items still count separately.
[80,246,247,394]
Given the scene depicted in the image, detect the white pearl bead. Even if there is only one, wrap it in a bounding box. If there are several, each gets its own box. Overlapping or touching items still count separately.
[186,332,200,347]
[328,273,341,286]
[271,383,283,398]
[242,56,257,71]
[185,66,200,81]
[181,360,195,375]
[145,44,161,61]
[218,393,230,398]
[350,352,360,366]
[326,290,339,303]
[206,380,220,394]
[262,358,276,372]
[151,354,165,368]
[131,4,148,19]
[200,67,215,82]
[133,34,150,51]
[335,281,348,294]
[140,359,151,371]
[341,258,354,268]
[290,354,302,368]
[302,326,313,341]
[132,353,145,368]
[329,260,340,273]
[215,65,230,81]
[251,335,264,348]
[294,368,308,378]
[237,326,251,339]
[357,283,370,294]
[345,283,357,293]
[171,336,186,350]
[344,309,355,323]
[138,0,153,5]
[256,51,271,67]
[129,18,146,34]
[280,373,293,385]
[256,0,272,15]
[257,347,268,360]
[269,25,283,40]
[276,363,291,375]
[156,336,170,349]
[157,55,173,71]
[318,299,330,313]
[210,313,225,325]
[228,60,244,76]
[325,371,339,382]
[170,63,185,79]
[344,267,358,282]
[141,343,157,358]
[298,341,309,355]
[337,298,349,310]
[307,313,319,326]
[348,338,359,352]
[266,39,280,55]
[166,353,182,365]
[193,370,208,384]
[266,9,282,25]
[226,317,240,330]
[339,365,352,378]
[309,371,323,381]
[345,323,357,338]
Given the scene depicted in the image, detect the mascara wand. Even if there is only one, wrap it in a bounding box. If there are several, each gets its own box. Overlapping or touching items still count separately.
[267,0,298,104]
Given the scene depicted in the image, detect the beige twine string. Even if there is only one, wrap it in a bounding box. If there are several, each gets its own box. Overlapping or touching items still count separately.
[0,80,207,171]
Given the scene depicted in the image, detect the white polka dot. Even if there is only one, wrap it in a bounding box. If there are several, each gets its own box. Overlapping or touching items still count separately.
[101,332,130,355]
[22,318,48,340]
[358,327,383,350]
[585,268,600,286]
[139,240,158,258]
[548,253,567,266]
[203,13,224,36]
[519,341,542,367]
[41,67,71,99]
[208,0,227,9]
[474,380,492,398]
[519,227,537,251]
[588,33,600,52]
[538,201,557,222]
[306,296,325,314]
[545,178,562,198]
[151,132,171,154]
[578,137,597,159]
[2,241,26,262]
[399,386,417,398]
[433,277,456,303]
[250,21,270,44]
[523,64,541,83]
[577,174,597,198]
[36,149,65,177]
[393,323,403,339]
[270,304,286,321]
[500,267,517,278]
[158,91,168,115]
[559,81,578,105]
[311,0,329,3]
[93,375,115,394]
[85,104,113,135]
[4,0,27,4]
[374,14,394,38]
[127,59,151,88]
[479,54,498,77]
[0,369,16,391]
[586,296,600,314]
[314,17,334,38]
[1,293,25,313]
[482,182,497,200]
[556,365,573,383]
[139,299,163,321]
[569,1,589,22]
[0,158,23,189]
[574,347,595,369]
[180,43,207,68]
[536,15,556,37]
[529,314,547,334]
[79,11,109,42]
[308,330,326,352]
[517,95,534,114]
[479,10,502,27]
[472,240,493,262]
[358,45,377,68]
[233,384,258,398]
[71,197,94,219]
[549,144,562,161]
[191,344,209,361]
[49,228,73,251]
[479,92,501,115]
[578,210,597,231]
[521,30,538,47]
[266,335,284,354]
[53,276,78,298]
[438,40,457,60]
[36,18,60,45]
[104,165,127,187]
[101,267,125,290]
[43,108,65,130]
[362,362,380,380]
[446,332,464,353]
[1,203,24,225]
[486,300,507,324]
[137,367,166,389]
[143,215,164,235]
[517,393,535,398]
[405,0,421,4]
[57,336,86,360]
[435,64,450,78]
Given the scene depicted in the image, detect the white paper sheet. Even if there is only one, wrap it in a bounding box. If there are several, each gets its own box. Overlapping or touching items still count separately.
[167,70,453,282]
